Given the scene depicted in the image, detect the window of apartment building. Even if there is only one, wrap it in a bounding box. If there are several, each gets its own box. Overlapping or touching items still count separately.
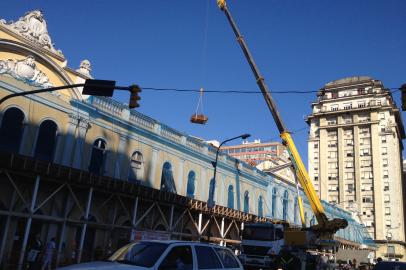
[328,173,338,180]
[347,184,354,193]
[376,100,382,106]
[365,171,373,179]
[361,160,371,167]
[328,185,338,191]
[360,148,370,156]
[384,182,389,191]
[343,103,352,110]
[382,158,388,167]
[314,143,318,149]
[381,135,387,143]
[327,130,337,137]
[379,113,385,120]
[386,220,391,228]
[357,88,365,95]
[328,151,337,158]
[344,129,353,136]
[358,101,366,108]
[384,194,390,203]
[314,176,319,182]
[345,150,353,157]
[328,140,337,147]
[328,162,338,169]
[345,139,354,146]
[359,113,370,122]
[382,147,387,155]
[343,116,352,124]
[345,172,354,180]
[330,104,339,111]
[362,197,373,203]
[327,117,337,125]
[360,138,370,145]
[345,161,353,168]
[383,170,389,179]
[359,127,370,134]
[361,184,373,191]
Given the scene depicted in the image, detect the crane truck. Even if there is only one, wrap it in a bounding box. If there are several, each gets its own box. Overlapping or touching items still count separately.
[216,0,348,268]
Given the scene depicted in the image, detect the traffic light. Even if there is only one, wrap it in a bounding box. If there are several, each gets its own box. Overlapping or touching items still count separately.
[401,84,406,111]
[129,85,141,109]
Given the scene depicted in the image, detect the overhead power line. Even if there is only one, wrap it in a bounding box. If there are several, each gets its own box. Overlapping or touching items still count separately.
[141,86,402,95]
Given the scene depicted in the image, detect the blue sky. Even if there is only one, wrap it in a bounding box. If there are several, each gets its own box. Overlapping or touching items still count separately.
[2,0,406,162]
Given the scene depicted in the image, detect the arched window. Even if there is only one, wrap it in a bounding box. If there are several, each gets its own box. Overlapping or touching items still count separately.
[186,171,195,198]
[89,139,106,175]
[34,120,57,161]
[282,190,289,221]
[293,197,298,224]
[208,178,215,204]
[160,162,177,193]
[128,151,143,183]
[227,185,234,209]
[271,187,277,218]
[258,196,263,217]
[244,191,249,213]
[0,107,25,152]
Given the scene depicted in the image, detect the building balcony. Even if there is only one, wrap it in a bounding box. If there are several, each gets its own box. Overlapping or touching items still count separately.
[310,99,390,116]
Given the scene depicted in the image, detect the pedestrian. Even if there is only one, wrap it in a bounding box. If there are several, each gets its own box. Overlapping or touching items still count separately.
[27,234,43,270]
[41,237,56,270]
[352,258,357,269]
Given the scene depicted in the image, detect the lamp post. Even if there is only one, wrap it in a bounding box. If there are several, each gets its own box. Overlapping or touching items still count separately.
[206,133,250,244]
[207,133,251,208]
[386,226,400,261]
[0,79,142,108]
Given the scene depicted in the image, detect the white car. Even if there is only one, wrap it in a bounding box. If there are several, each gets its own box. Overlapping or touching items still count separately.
[57,240,243,270]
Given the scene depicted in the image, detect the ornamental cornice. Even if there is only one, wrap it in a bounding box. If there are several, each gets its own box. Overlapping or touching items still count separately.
[0,10,64,57]
[0,55,53,88]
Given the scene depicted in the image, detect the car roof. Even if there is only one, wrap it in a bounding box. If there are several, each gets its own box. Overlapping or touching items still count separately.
[139,240,229,248]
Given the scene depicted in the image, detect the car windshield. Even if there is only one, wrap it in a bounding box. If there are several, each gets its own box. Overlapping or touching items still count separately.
[108,242,168,268]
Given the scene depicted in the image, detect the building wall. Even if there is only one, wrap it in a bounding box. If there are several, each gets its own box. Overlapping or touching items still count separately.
[307,76,406,260]
[222,140,286,166]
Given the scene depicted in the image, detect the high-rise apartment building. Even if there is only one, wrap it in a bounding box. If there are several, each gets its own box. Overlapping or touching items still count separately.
[221,140,286,166]
[307,76,406,259]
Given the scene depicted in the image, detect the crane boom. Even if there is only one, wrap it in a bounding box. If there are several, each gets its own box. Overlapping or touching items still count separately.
[217,0,347,234]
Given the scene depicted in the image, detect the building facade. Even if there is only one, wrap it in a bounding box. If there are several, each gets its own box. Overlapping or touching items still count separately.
[0,10,373,268]
[221,140,285,167]
[307,76,406,260]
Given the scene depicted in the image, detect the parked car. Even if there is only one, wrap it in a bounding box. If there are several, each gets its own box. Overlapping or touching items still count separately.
[373,261,406,270]
[57,240,243,270]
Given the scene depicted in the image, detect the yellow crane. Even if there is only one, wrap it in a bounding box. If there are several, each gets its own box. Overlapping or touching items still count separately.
[216,0,347,240]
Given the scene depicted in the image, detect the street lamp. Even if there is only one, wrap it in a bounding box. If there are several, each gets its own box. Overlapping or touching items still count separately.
[207,133,250,208]
[386,226,400,261]
[0,79,142,108]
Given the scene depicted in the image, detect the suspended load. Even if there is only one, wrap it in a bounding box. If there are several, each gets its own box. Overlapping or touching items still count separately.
[190,87,208,124]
